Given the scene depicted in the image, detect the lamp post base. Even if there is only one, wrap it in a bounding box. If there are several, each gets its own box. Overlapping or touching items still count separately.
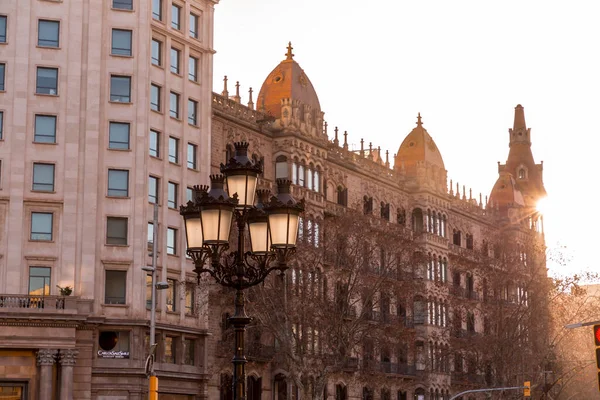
[230,289,252,400]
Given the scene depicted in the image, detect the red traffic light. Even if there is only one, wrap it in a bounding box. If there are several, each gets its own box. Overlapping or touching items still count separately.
[595,325,600,346]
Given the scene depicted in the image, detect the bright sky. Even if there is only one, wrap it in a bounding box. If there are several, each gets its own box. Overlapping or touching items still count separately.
[213,0,600,278]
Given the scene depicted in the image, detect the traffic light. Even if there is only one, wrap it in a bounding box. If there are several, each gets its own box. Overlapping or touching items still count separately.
[594,325,600,392]
[524,381,531,397]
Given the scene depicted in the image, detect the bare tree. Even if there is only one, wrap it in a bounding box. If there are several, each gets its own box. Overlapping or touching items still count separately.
[233,209,426,399]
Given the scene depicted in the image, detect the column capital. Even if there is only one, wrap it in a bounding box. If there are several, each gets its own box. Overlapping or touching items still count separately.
[36,349,58,366]
[59,349,79,366]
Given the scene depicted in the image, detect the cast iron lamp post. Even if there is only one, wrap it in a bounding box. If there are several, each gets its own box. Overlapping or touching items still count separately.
[180,142,304,400]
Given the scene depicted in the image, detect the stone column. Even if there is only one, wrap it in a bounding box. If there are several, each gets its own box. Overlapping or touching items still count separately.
[37,349,58,400]
[59,349,78,400]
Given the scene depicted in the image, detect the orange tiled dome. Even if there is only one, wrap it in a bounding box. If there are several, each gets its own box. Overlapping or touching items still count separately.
[256,42,321,119]
[395,114,445,171]
[488,171,526,212]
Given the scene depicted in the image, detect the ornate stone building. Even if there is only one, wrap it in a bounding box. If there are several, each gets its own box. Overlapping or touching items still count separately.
[0,0,217,398]
[208,43,547,400]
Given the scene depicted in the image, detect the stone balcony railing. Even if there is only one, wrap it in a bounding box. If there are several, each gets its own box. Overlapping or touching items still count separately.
[0,295,90,317]
[363,360,417,376]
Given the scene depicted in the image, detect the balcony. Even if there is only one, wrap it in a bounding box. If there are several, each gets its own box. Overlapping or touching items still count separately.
[452,372,485,385]
[0,295,84,316]
[449,286,480,301]
[364,360,417,376]
[246,342,276,362]
[324,201,347,217]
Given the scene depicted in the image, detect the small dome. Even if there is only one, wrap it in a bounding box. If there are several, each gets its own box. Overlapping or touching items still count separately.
[395,114,445,171]
[488,171,525,213]
[256,42,321,119]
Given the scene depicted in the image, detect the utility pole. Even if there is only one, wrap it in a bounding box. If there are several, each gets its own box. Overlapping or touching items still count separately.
[148,203,159,400]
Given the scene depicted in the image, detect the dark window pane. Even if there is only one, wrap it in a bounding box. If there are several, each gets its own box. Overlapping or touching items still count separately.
[31,212,53,241]
[34,115,57,143]
[38,20,59,47]
[187,143,197,169]
[149,129,159,157]
[106,217,128,245]
[29,267,51,296]
[108,169,129,197]
[170,48,180,74]
[170,92,179,118]
[32,163,55,192]
[110,76,131,102]
[168,182,177,208]
[150,84,161,111]
[0,16,7,43]
[36,67,58,95]
[152,0,162,20]
[166,278,177,310]
[167,228,176,255]
[0,63,4,91]
[0,111,3,140]
[188,99,197,125]
[188,57,197,81]
[109,122,130,149]
[151,39,161,66]
[112,0,133,10]
[189,14,198,38]
[105,270,127,304]
[148,176,158,203]
[171,5,180,29]
[111,29,132,56]
[168,137,178,163]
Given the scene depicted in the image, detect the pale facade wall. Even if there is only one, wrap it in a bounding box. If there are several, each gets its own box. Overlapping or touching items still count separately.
[0,0,217,398]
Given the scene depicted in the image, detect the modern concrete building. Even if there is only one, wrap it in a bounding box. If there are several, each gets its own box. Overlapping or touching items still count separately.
[0,0,217,398]
[207,44,548,400]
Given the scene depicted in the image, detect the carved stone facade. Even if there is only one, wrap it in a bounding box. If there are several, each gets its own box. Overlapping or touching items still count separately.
[208,45,547,400]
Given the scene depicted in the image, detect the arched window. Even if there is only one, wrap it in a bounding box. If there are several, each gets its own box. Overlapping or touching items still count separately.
[298,164,305,186]
[307,164,314,190]
[225,145,234,163]
[414,388,426,400]
[518,168,526,179]
[314,169,320,192]
[247,376,262,400]
[220,373,233,400]
[337,186,348,206]
[292,161,298,184]
[298,217,304,241]
[275,155,288,179]
[335,384,348,400]
[362,387,374,400]
[453,230,462,246]
[427,209,432,233]
[412,208,424,233]
[397,206,406,225]
[363,196,373,215]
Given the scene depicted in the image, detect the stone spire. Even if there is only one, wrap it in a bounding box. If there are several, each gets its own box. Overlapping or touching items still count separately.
[221,75,229,97]
[417,112,422,127]
[232,81,241,103]
[247,87,254,109]
[285,41,294,60]
[333,126,339,147]
[343,131,348,150]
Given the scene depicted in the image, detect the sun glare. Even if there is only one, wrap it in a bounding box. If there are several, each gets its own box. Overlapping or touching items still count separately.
[536,196,550,216]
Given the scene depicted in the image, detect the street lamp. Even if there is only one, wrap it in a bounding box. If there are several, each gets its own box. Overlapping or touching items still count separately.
[180,142,304,400]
